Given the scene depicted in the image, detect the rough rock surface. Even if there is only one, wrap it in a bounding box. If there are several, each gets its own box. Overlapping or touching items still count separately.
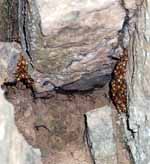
[0,0,19,41]
[1,0,149,164]
[124,0,150,163]
[5,84,110,164]
[85,106,117,164]
[0,87,42,164]
[0,42,21,85]
[19,0,126,92]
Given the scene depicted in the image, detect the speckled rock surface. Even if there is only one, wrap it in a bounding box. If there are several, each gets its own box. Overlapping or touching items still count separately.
[0,87,42,164]
[85,106,117,164]
[124,0,150,163]
[19,0,126,92]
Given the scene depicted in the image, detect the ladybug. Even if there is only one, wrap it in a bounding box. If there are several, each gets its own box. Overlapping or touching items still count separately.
[15,54,34,88]
[110,49,128,113]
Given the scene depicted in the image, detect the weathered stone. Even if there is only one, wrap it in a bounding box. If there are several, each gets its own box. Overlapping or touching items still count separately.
[0,87,42,164]
[123,0,143,10]
[6,85,108,164]
[123,0,150,163]
[0,42,21,85]
[85,106,117,164]
[19,0,126,92]
[0,0,19,42]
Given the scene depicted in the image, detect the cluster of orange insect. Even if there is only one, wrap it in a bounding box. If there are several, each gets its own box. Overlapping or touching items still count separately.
[15,54,34,87]
[110,48,128,113]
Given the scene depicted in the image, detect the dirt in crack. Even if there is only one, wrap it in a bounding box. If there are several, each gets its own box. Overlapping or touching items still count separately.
[3,82,109,164]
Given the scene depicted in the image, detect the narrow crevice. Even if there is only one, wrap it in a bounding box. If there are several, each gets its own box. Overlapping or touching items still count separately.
[84,115,96,164]
[21,0,33,61]
[109,2,137,163]
[126,114,136,139]
[34,125,52,134]
[125,143,136,164]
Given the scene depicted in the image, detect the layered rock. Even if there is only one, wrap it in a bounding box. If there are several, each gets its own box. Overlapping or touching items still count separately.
[1,0,150,164]
[123,0,150,163]
[18,0,126,92]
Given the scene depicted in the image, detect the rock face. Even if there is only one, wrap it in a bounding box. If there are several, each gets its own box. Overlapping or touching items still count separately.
[124,0,150,163]
[0,87,42,164]
[1,0,150,164]
[85,106,117,164]
[18,0,126,92]
[0,42,21,85]
[0,0,19,41]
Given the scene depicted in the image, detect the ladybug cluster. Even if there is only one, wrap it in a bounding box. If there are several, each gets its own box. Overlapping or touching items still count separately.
[110,49,128,113]
[15,54,34,87]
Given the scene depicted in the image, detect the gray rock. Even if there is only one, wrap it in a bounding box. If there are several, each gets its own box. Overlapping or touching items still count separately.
[0,42,21,85]
[0,87,42,164]
[0,0,19,41]
[124,0,150,163]
[85,106,117,164]
[18,0,126,91]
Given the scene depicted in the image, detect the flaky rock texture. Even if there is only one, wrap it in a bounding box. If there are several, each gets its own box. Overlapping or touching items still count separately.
[124,0,150,163]
[0,87,42,164]
[19,0,126,92]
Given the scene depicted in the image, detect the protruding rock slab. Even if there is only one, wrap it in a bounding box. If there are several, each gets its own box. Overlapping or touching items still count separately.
[85,106,117,164]
[19,0,126,91]
[0,87,42,164]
